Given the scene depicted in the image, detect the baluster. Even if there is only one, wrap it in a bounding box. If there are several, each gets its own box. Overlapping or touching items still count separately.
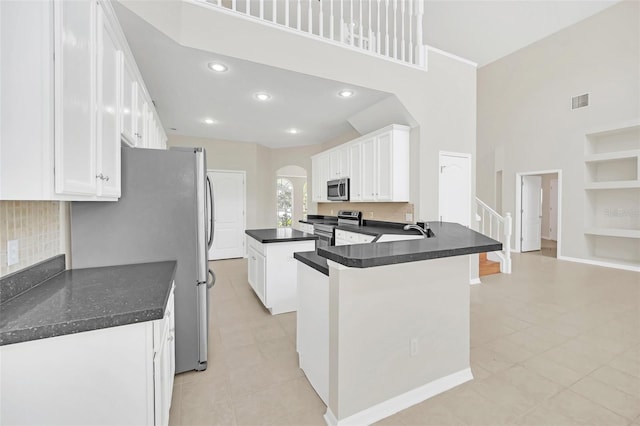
[285,0,289,27]
[340,0,344,42]
[416,0,423,66]
[376,0,381,53]
[489,216,493,238]
[246,0,250,15]
[358,0,363,48]
[260,0,264,19]
[232,0,236,11]
[384,0,389,55]
[408,0,413,63]
[400,0,405,60]
[330,0,334,40]
[216,0,221,6]
[482,210,486,234]
[367,0,372,50]
[272,0,276,23]
[297,0,301,30]
[392,0,397,59]
[308,0,313,34]
[319,0,324,37]
[350,0,354,46]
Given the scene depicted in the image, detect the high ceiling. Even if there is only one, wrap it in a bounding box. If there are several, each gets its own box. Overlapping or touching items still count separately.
[114,0,621,148]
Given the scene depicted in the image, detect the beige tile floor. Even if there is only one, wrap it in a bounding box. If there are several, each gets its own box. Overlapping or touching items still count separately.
[170,253,640,426]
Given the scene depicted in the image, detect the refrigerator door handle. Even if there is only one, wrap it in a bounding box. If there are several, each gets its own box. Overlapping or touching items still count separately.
[207,269,216,289]
[206,176,215,250]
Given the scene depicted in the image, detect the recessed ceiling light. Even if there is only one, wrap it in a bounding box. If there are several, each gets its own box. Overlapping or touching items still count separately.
[204,118,216,125]
[207,62,228,73]
[254,92,272,102]
[338,89,355,98]
[287,128,299,134]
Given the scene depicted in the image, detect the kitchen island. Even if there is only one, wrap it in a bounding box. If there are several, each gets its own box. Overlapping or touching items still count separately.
[245,228,317,314]
[294,221,501,426]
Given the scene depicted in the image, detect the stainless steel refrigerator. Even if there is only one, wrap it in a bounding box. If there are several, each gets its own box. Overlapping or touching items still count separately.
[71,146,215,373]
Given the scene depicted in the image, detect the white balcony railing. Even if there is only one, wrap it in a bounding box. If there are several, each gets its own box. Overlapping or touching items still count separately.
[197,0,427,69]
[476,197,512,274]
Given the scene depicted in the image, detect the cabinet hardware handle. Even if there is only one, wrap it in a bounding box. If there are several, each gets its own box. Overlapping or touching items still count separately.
[168,336,174,341]
[96,174,110,182]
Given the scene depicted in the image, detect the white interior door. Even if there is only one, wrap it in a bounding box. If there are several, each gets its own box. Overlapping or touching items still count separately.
[521,175,542,252]
[438,153,471,227]
[209,170,246,260]
[549,178,558,241]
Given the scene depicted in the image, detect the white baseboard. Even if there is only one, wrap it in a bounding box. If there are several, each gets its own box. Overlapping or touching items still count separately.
[323,368,473,426]
[558,255,640,273]
[469,278,481,285]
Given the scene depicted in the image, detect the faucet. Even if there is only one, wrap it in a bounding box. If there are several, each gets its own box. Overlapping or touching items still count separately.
[403,224,429,237]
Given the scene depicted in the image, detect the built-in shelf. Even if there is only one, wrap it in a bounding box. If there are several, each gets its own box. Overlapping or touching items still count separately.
[583,120,640,270]
[584,228,640,239]
[584,149,640,163]
[584,180,640,190]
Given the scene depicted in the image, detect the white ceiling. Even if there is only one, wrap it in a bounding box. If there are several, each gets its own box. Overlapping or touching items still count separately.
[114,0,621,148]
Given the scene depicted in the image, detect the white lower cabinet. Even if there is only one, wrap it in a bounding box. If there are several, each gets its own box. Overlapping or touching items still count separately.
[247,237,315,314]
[0,285,176,426]
[298,222,315,234]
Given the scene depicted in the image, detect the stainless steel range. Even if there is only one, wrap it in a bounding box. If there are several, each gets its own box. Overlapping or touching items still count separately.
[314,210,362,248]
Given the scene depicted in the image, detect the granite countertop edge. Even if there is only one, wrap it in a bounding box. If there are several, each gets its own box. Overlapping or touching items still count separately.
[245,228,318,244]
[0,261,177,347]
[293,251,329,276]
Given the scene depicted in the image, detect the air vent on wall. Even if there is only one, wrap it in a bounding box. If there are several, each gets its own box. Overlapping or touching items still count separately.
[572,93,589,109]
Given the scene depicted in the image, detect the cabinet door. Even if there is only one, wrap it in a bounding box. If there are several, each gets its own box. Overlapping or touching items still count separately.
[311,156,322,202]
[376,132,393,201]
[338,147,350,177]
[329,150,340,179]
[361,137,376,201]
[133,83,147,147]
[248,246,258,291]
[96,4,121,198]
[121,60,136,145]
[54,0,97,195]
[349,143,362,201]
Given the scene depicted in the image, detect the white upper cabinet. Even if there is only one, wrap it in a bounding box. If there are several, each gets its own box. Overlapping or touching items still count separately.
[329,146,350,179]
[312,154,330,202]
[0,0,167,201]
[96,2,122,198]
[349,142,363,201]
[312,124,410,204]
[53,0,98,196]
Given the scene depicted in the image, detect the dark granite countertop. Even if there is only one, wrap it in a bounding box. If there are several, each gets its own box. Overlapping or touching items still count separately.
[317,222,502,268]
[0,261,177,346]
[294,251,329,276]
[246,228,318,243]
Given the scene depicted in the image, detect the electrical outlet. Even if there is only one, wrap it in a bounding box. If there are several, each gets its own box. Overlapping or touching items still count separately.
[330,209,334,215]
[7,240,19,266]
[410,338,419,357]
[369,211,374,218]
[405,213,413,222]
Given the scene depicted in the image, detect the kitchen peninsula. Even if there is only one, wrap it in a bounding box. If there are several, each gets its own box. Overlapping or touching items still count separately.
[294,221,501,426]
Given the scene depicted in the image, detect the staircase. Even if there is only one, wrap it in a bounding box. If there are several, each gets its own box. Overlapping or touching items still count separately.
[475,198,512,274]
[479,252,501,277]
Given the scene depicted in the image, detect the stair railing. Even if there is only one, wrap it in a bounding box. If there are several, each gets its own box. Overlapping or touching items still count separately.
[195,0,427,69]
[475,197,512,273]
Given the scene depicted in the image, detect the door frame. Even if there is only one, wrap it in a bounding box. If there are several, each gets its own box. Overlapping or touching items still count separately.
[514,169,562,255]
[438,151,472,226]
[208,169,247,258]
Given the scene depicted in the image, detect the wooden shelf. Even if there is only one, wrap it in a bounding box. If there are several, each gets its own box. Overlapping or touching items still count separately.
[584,228,640,239]
[585,180,640,190]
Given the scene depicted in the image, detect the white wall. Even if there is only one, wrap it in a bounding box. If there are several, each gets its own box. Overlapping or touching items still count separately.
[477,0,639,260]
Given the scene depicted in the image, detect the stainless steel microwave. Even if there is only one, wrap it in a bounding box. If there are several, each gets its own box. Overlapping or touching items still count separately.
[327,178,349,201]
